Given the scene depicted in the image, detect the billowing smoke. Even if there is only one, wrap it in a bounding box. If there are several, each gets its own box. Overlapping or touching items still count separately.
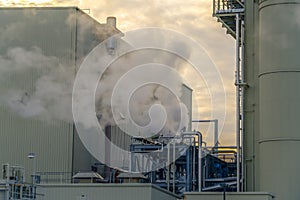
[0,47,73,123]
[94,44,191,137]
[0,44,190,137]
[0,10,191,137]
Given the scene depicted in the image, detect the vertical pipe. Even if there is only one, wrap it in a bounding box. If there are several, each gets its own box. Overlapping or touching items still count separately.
[235,13,241,192]
[214,119,219,149]
[192,139,196,191]
[141,155,144,173]
[186,145,191,192]
[167,143,170,191]
[198,134,202,192]
[173,141,176,193]
[182,132,202,192]
[213,0,216,15]
[240,19,245,191]
[105,126,111,180]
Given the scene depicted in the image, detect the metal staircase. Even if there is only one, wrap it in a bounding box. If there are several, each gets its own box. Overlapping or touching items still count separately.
[212,0,245,38]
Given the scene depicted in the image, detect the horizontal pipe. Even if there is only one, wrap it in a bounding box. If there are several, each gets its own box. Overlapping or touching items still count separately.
[192,119,218,123]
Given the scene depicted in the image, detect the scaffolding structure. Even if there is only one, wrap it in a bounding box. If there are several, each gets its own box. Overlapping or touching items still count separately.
[1,164,39,200]
[213,0,246,192]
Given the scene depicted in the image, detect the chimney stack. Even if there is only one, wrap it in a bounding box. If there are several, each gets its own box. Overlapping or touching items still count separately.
[106,17,116,28]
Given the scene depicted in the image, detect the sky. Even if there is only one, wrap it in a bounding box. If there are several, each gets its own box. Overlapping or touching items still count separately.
[0,0,236,145]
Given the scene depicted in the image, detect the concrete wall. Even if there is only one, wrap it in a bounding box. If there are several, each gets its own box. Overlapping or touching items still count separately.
[36,184,180,200]
[184,192,273,200]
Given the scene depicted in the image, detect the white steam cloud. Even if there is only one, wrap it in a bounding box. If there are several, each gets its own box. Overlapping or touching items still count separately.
[90,40,191,137]
[0,43,190,137]
[0,47,73,122]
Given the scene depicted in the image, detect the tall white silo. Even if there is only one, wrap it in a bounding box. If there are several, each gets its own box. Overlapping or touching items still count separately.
[257,0,300,199]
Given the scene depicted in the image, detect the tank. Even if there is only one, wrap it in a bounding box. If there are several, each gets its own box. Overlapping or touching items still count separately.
[244,0,300,199]
[257,0,300,199]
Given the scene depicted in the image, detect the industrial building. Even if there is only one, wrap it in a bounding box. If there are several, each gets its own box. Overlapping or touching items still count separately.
[0,6,122,183]
[1,0,299,199]
[0,6,199,200]
[186,0,300,199]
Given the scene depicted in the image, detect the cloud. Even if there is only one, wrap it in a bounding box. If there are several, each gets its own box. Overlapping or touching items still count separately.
[82,0,235,145]
[0,0,236,145]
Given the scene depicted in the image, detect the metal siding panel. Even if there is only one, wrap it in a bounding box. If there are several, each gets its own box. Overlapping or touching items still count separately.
[72,10,121,174]
[0,8,76,182]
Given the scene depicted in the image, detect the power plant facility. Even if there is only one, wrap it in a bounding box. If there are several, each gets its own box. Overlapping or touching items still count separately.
[0,0,299,199]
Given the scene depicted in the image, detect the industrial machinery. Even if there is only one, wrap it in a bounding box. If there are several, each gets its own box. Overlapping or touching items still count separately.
[1,164,36,199]
[213,0,300,199]
[127,130,238,195]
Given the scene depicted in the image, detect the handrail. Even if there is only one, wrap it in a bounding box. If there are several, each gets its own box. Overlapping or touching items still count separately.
[213,0,244,16]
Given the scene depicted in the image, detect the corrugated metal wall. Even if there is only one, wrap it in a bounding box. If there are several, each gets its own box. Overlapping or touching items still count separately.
[0,7,77,182]
[0,8,192,183]
[71,9,121,175]
[0,7,121,183]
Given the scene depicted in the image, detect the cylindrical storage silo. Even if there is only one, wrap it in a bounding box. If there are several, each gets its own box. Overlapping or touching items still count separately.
[258,0,300,199]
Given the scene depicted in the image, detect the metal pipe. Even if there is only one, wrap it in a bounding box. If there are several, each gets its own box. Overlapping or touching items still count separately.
[192,119,218,123]
[182,131,202,192]
[173,141,176,193]
[214,120,219,149]
[167,143,170,191]
[213,0,216,16]
[192,120,218,149]
[204,146,237,149]
[240,19,245,191]
[185,136,197,191]
[192,138,196,191]
[186,143,191,192]
[235,13,241,192]
[183,136,196,191]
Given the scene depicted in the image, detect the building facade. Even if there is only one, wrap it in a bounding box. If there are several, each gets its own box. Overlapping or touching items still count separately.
[0,7,121,183]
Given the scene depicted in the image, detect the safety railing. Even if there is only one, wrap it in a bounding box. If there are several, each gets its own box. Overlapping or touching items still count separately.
[37,172,73,184]
[213,0,244,16]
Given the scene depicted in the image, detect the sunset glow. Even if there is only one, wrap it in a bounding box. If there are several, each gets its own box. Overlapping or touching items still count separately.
[0,0,53,5]
[0,0,236,145]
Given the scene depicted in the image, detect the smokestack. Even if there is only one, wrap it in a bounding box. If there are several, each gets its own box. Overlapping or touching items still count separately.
[106,17,117,28]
